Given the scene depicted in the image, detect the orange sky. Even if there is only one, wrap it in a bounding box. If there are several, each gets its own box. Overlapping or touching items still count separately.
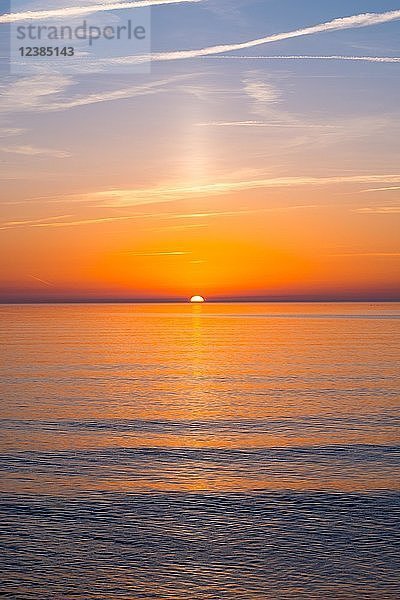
[1,183,399,301]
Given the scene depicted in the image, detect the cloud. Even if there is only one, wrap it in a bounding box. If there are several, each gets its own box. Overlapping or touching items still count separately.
[196,120,339,129]
[5,176,400,229]
[360,186,400,193]
[0,214,148,231]
[354,206,400,214]
[0,74,190,113]
[107,9,400,65]
[0,204,321,232]
[240,75,285,119]
[204,55,400,64]
[0,127,25,138]
[33,216,135,228]
[145,206,323,231]
[243,78,281,105]
[0,214,73,230]
[162,206,320,219]
[0,74,72,113]
[0,0,202,23]
[29,275,54,287]
[0,145,71,158]
[49,75,190,110]
[146,222,207,232]
[88,174,400,207]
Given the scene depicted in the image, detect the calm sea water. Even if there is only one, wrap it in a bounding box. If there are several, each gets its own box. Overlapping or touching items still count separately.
[0,303,399,599]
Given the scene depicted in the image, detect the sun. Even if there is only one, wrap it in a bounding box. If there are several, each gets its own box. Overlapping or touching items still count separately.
[190,295,205,303]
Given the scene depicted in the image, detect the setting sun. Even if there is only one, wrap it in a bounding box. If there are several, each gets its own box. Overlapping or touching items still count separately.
[190,295,205,303]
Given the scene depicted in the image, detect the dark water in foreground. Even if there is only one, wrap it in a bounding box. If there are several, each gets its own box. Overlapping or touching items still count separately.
[0,303,399,599]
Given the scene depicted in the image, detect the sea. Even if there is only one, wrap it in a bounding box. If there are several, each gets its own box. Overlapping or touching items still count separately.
[0,302,399,599]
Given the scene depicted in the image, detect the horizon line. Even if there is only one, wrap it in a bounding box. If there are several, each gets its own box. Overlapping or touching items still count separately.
[0,296,399,305]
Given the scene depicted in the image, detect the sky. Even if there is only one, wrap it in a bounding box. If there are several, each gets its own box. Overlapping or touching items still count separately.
[0,0,399,302]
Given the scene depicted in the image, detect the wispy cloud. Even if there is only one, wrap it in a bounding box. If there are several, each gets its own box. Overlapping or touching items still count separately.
[0,75,72,113]
[108,9,400,64]
[29,275,54,287]
[33,216,135,228]
[0,0,202,23]
[162,206,320,219]
[146,206,322,231]
[0,74,190,114]
[0,214,73,230]
[354,206,400,214]
[90,174,400,207]
[0,205,321,232]
[243,78,281,105]
[146,222,208,232]
[204,55,400,64]
[0,127,25,138]
[241,75,286,118]
[360,186,400,193]
[0,145,71,158]
[48,75,191,111]
[4,177,399,230]
[196,120,339,129]
[0,214,146,231]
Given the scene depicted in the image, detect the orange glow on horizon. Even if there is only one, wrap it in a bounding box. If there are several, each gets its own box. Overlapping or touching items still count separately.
[0,183,399,302]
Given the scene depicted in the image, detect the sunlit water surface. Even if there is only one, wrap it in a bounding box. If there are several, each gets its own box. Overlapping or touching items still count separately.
[0,303,399,598]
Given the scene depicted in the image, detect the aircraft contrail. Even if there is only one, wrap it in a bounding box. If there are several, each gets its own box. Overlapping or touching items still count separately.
[0,0,202,23]
[108,9,400,64]
[204,55,400,64]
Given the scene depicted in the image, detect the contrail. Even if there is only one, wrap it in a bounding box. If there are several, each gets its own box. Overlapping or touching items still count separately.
[29,275,54,287]
[0,0,202,23]
[204,55,400,64]
[109,9,400,64]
